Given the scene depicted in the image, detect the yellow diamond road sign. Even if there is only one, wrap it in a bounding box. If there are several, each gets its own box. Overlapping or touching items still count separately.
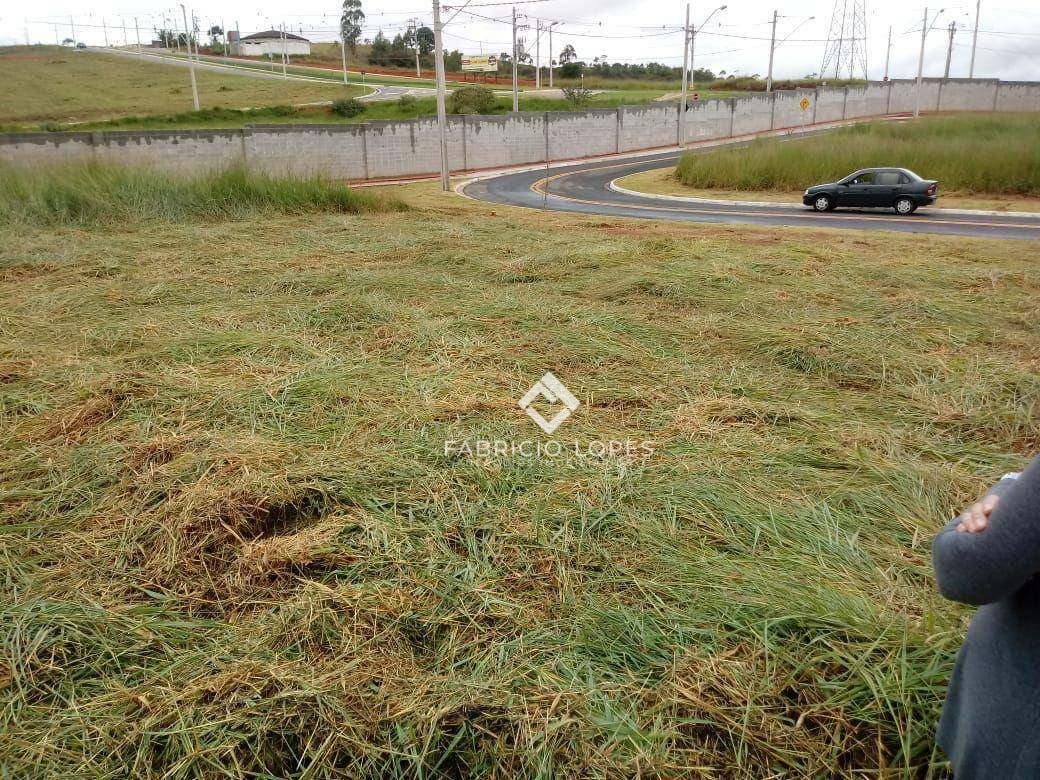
[800,97,811,110]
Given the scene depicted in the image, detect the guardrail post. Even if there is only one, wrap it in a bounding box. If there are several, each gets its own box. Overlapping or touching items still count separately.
[841,87,848,120]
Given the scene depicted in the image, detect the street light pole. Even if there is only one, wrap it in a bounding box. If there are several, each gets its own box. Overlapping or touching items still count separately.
[280,24,287,79]
[679,3,690,146]
[341,31,349,84]
[883,25,892,79]
[535,20,540,89]
[432,0,450,191]
[766,10,778,92]
[134,16,142,54]
[944,20,955,79]
[969,0,981,78]
[690,5,727,90]
[180,4,200,110]
[511,6,519,112]
[548,22,557,89]
[914,7,929,118]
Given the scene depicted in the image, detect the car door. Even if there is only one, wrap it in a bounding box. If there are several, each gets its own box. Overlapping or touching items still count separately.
[844,171,874,206]
[868,171,901,206]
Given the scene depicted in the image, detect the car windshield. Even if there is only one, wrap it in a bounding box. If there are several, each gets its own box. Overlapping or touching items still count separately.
[901,169,923,181]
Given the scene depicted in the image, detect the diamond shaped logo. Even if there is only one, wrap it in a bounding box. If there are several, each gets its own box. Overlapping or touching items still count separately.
[518,372,580,434]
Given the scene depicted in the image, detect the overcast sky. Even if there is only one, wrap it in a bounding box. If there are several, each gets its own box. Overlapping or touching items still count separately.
[5,0,1039,80]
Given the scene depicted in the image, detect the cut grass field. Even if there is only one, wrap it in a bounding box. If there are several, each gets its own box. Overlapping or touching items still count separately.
[2,164,1038,776]
[676,114,1040,197]
[617,166,1040,213]
[0,46,365,125]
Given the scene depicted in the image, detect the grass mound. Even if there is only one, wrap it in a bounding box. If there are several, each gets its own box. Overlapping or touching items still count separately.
[676,113,1040,195]
[0,164,406,226]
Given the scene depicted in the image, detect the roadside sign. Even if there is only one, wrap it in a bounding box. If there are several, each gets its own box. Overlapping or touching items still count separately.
[692,92,700,101]
[800,97,811,110]
[462,54,498,73]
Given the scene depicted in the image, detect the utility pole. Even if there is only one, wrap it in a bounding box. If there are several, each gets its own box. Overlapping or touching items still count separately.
[914,7,928,118]
[222,18,227,56]
[883,25,892,79]
[69,15,75,45]
[766,10,778,92]
[180,4,200,110]
[511,6,519,112]
[535,20,540,89]
[102,17,109,47]
[280,24,287,79]
[341,30,349,84]
[432,0,450,191]
[134,16,142,54]
[679,3,690,146]
[548,23,555,89]
[969,0,981,78]
[944,21,955,78]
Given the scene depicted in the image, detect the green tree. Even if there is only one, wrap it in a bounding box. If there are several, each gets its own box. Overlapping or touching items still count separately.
[340,0,365,51]
[559,43,577,63]
[369,30,389,65]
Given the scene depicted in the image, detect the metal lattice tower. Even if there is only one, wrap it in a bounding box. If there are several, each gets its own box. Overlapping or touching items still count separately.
[819,0,868,80]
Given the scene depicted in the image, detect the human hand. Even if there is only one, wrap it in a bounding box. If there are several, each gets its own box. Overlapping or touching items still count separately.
[956,494,1000,533]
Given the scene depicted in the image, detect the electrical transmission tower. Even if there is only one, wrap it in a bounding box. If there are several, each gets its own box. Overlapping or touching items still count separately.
[819,0,868,80]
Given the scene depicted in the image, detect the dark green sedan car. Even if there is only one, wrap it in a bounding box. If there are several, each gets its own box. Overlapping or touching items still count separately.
[803,168,938,215]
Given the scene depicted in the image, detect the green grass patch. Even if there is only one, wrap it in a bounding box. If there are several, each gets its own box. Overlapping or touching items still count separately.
[676,113,1040,195]
[0,45,365,125]
[34,92,671,132]
[0,164,405,226]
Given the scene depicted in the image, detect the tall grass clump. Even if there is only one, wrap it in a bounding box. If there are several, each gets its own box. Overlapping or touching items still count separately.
[676,113,1040,195]
[0,163,406,227]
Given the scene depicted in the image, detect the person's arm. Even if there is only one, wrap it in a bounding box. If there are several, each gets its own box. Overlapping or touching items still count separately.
[933,456,1040,606]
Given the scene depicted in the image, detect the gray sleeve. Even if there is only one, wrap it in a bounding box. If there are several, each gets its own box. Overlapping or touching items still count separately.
[933,456,1040,606]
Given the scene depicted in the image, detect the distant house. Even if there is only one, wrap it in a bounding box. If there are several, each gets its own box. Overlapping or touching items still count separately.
[232,29,311,57]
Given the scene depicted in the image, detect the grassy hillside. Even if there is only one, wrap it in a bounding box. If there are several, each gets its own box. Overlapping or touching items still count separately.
[2,165,1036,776]
[0,45,366,125]
[676,114,1040,195]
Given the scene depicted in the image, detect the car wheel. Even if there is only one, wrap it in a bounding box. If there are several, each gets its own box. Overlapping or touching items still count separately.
[812,194,834,212]
[894,197,916,215]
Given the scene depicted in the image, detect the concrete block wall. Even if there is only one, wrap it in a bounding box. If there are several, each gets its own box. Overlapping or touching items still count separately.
[548,109,619,159]
[247,125,365,179]
[462,114,544,169]
[996,82,1040,111]
[729,94,773,136]
[90,131,243,172]
[684,100,732,142]
[619,104,677,151]
[1,77,1037,180]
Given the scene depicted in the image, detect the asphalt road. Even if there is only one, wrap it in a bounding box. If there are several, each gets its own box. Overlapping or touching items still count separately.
[463,149,1040,241]
[93,48,439,101]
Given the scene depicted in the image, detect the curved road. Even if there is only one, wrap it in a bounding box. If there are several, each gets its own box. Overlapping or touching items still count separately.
[463,149,1040,241]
